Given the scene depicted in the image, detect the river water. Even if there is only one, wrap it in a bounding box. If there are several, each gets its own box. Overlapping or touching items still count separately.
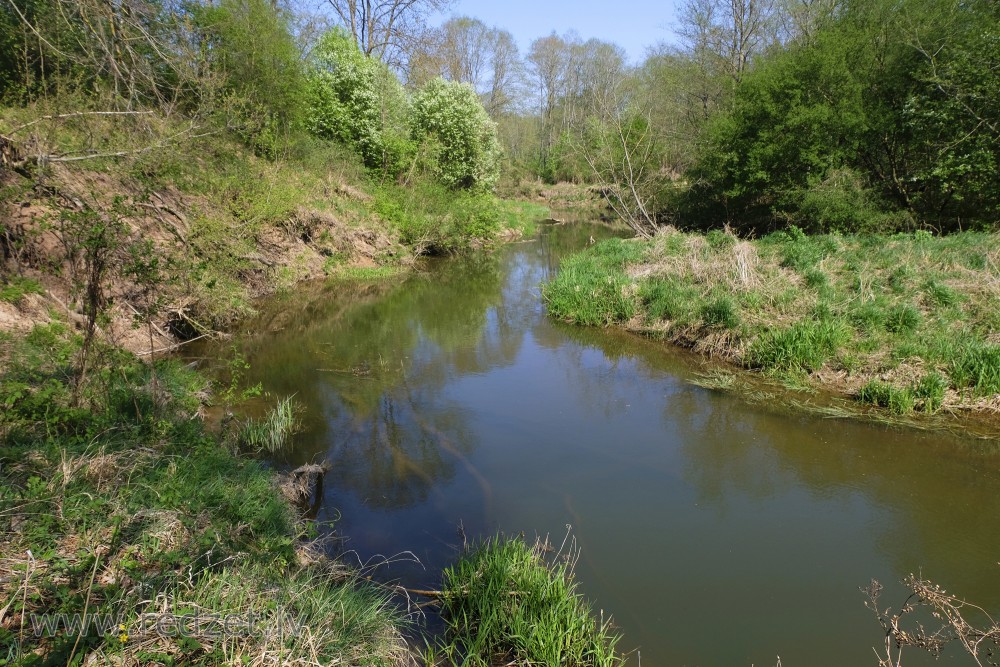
[195,221,1000,666]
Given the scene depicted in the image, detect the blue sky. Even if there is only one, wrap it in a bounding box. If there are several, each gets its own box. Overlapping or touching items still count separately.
[428,0,683,64]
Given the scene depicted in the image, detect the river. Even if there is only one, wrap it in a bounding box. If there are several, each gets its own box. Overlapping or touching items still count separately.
[192,220,1000,666]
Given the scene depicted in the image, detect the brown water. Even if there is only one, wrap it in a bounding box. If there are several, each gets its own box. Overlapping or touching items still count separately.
[193,221,1000,666]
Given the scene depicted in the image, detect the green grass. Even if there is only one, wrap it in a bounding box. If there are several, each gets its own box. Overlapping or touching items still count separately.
[238,395,301,453]
[497,200,551,237]
[0,325,406,666]
[544,239,645,326]
[0,275,44,304]
[543,228,1000,417]
[332,265,407,280]
[748,321,851,372]
[432,535,623,667]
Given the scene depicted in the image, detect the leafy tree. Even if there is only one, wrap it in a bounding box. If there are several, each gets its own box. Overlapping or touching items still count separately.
[304,28,412,175]
[410,78,501,191]
[685,35,868,227]
[193,0,306,158]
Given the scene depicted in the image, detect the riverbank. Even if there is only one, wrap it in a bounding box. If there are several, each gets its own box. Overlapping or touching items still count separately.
[0,124,623,664]
[0,112,551,356]
[0,325,409,664]
[544,227,1000,428]
[0,319,625,666]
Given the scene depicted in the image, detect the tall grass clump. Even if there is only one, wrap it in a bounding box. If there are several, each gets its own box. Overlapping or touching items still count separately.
[434,535,624,667]
[747,321,850,372]
[238,395,301,453]
[700,296,740,329]
[858,380,915,414]
[950,343,1000,397]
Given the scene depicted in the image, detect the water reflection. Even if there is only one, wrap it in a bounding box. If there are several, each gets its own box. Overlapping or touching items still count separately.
[195,220,1000,667]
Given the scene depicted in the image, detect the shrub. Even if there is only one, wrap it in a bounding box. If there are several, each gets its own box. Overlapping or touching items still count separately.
[795,168,905,234]
[304,29,412,175]
[194,0,306,158]
[410,78,502,191]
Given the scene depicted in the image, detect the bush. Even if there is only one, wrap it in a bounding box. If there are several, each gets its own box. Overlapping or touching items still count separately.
[795,169,908,234]
[373,182,503,253]
[411,78,502,191]
[304,29,412,175]
[193,0,307,158]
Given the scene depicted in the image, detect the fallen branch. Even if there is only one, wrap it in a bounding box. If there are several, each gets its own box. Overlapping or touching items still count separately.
[4,111,156,136]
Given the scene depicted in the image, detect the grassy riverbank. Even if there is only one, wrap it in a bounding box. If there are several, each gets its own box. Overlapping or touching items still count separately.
[544,228,1000,419]
[0,325,407,665]
[1,319,621,666]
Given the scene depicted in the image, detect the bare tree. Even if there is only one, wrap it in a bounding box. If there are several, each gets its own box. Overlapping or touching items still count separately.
[486,29,520,117]
[580,74,663,239]
[323,0,453,67]
[678,0,778,83]
[527,33,572,170]
[775,0,840,46]
[405,16,523,118]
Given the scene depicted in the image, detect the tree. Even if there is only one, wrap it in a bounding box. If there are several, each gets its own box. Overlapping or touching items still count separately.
[579,74,665,238]
[194,0,307,157]
[678,0,779,84]
[322,0,453,67]
[304,27,412,174]
[407,16,523,118]
[527,33,572,174]
[410,78,501,190]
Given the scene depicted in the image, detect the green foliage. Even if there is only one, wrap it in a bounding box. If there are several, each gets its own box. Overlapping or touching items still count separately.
[305,29,413,175]
[436,535,623,667]
[680,0,1000,232]
[374,182,503,253]
[411,78,503,191]
[193,0,306,158]
[795,168,911,234]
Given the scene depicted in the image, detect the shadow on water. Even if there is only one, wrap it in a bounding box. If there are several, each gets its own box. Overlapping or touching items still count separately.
[191,220,1000,667]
